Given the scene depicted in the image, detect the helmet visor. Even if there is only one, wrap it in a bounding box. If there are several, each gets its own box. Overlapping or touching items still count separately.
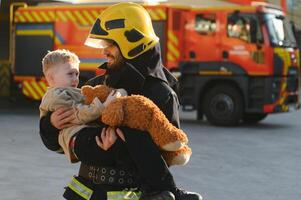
[84,37,114,49]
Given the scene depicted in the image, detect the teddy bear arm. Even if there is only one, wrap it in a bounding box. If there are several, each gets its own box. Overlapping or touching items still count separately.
[101,99,125,126]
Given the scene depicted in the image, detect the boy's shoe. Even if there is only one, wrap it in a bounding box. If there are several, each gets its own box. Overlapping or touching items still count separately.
[140,190,175,200]
[172,187,202,200]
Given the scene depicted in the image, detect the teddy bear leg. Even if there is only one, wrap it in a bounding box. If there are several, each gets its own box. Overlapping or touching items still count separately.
[161,141,184,151]
[150,118,188,151]
[162,145,192,166]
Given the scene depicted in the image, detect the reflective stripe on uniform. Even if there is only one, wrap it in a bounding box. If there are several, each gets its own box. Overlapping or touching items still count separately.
[107,190,141,200]
[68,177,93,200]
[67,176,141,200]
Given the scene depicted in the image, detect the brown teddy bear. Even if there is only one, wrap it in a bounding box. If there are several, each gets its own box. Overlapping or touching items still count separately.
[81,85,192,166]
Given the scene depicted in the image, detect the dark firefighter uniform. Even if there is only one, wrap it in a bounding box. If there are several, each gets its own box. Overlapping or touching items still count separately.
[39,2,201,200]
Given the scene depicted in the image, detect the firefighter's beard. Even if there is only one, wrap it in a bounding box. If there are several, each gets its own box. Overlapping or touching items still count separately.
[106,52,125,71]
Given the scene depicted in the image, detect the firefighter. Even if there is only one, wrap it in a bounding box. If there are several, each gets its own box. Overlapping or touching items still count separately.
[39,2,202,200]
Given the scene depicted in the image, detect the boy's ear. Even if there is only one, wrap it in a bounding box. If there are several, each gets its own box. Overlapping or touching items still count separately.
[45,71,54,85]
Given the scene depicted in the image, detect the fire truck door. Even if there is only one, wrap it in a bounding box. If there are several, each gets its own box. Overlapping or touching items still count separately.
[184,11,221,61]
[221,12,267,74]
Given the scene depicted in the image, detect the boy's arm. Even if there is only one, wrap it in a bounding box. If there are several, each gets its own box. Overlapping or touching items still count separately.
[74,89,125,124]
[44,89,104,125]
[73,97,104,124]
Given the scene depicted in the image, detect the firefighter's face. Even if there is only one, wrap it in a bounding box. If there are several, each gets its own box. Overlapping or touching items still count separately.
[100,41,125,70]
[48,62,79,88]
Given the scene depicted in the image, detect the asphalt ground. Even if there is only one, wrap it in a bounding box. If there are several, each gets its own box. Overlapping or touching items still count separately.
[0,97,300,200]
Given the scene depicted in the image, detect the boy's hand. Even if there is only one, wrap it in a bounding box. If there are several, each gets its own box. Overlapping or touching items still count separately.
[103,89,127,107]
[103,90,118,107]
[50,107,75,129]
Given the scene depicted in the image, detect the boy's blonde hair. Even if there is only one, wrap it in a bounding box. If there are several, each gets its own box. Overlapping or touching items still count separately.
[42,49,80,76]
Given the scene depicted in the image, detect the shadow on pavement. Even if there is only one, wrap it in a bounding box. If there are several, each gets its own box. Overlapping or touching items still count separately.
[0,96,39,114]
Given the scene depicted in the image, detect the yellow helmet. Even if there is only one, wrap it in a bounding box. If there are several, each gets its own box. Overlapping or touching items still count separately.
[85,2,159,59]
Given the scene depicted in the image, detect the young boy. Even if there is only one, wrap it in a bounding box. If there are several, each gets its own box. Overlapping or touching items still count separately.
[40,49,124,162]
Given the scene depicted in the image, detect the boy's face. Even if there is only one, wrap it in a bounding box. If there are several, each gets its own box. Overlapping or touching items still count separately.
[48,62,79,88]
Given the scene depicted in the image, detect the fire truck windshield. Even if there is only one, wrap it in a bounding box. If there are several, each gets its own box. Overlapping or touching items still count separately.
[264,13,297,48]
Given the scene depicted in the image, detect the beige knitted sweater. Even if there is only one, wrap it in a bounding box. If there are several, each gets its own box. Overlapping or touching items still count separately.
[39,87,104,163]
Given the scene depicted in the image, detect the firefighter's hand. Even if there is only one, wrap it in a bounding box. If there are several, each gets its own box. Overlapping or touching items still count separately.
[50,107,75,130]
[96,127,117,151]
[116,128,125,142]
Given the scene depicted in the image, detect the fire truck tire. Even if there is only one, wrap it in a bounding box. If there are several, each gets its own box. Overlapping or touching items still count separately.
[202,85,243,126]
[242,113,267,124]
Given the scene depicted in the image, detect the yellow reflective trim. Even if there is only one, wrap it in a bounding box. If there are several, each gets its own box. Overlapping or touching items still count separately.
[23,81,39,100]
[16,14,26,22]
[14,12,22,22]
[91,10,100,18]
[156,9,166,20]
[167,42,180,58]
[82,10,95,25]
[65,11,77,22]
[168,31,178,45]
[68,183,89,200]
[23,88,29,97]
[16,30,53,37]
[107,191,141,200]
[274,48,291,75]
[57,11,68,22]
[31,81,45,98]
[23,11,34,22]
[68,177,92,200]
[74,10,89,25]
[167,52,176,62]
[148,10,159,21]
[39,81,48,92]
[282,105,288,111]
[31,11,42,22]
[40,11,51,22]
[48,11,55,20]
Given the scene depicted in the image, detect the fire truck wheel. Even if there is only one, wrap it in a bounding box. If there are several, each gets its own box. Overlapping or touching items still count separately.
[242,113,267,124]
[202,85,243,126]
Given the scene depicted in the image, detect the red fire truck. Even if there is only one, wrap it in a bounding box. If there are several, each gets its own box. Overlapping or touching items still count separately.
[6,2,300,126]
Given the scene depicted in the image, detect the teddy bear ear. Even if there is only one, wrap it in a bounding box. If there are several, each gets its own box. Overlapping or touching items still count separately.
[81,85,93,96]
